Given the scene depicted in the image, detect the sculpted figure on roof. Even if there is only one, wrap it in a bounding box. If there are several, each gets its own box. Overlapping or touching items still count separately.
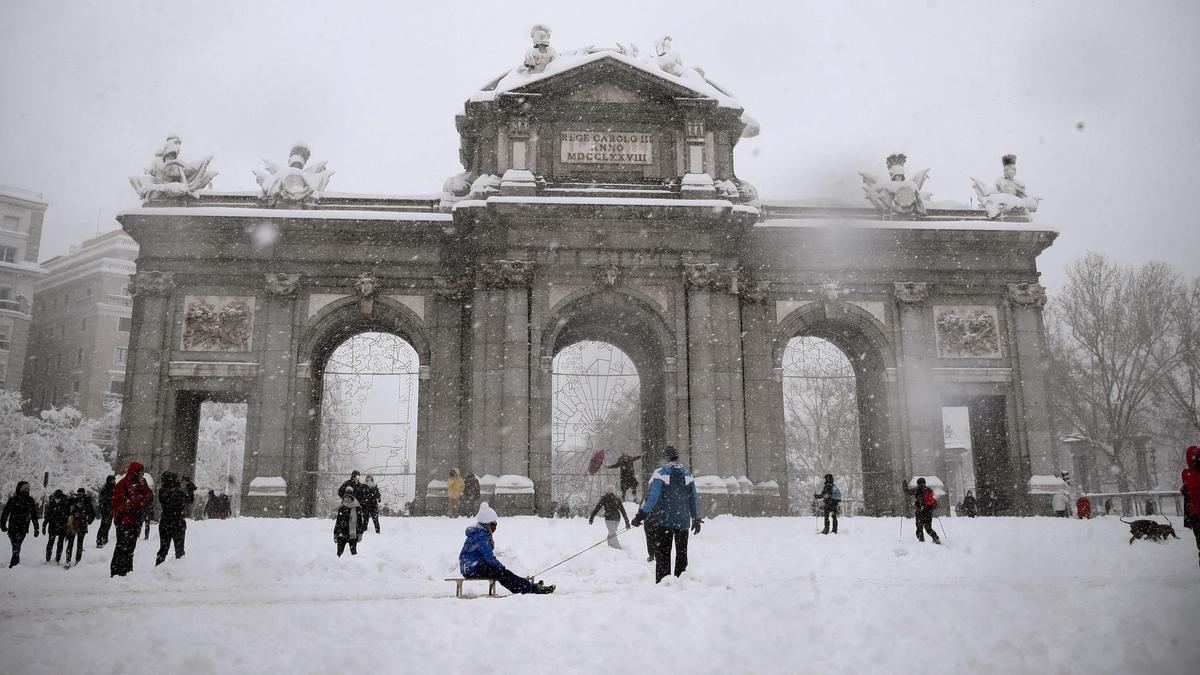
[971,154,1041,219]
[521,24,557,74]
[130,135,217,201]
[860,153,931,216]
[253,142,334,204]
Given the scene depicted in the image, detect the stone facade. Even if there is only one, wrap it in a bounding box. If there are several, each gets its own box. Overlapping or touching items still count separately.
[116,48,1060,516]
[0,185,48,395]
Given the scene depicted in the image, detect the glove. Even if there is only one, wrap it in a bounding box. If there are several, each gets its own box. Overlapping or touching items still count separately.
[691,519,702,535]
[631,512,645,528]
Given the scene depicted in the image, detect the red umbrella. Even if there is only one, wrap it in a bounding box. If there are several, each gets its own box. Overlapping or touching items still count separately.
[587,450,606,475]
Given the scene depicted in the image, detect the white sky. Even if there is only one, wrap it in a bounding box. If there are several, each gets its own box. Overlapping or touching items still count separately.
[2,0,1198,292]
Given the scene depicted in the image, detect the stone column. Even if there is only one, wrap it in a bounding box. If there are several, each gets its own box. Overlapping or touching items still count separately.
[428,275,471,504]
[249,274,301,503]
[893,282,943,479]
[711,277,747,478]
[118,271,175,473]
[1006,283,1057,478]
[738,281,780,485]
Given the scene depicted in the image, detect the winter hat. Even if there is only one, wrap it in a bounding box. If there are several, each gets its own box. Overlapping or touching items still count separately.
[916,477,926,486]
[476,501,498,524]
[664,446,680,462]
[824,473,833,483]
[76,488,86,495]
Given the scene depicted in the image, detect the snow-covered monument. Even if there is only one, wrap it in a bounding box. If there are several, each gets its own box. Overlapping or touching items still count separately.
[116,27,1061,517]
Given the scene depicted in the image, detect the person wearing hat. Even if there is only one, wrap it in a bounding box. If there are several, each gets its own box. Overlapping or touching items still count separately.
[813,474,841,535]
[631,446,702,583]
[1,481,40,568]
[459,502,555,594]
[606,452,644,502]
[589,486,631,549]
[62,488,95,568]
[110,461,152,577]
[42,489,70,564]
[334,488,366,557]
[907,477,941,544]
[338,471,362,500]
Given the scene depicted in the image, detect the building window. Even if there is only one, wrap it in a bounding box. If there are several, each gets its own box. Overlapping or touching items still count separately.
[114,347,128,366]
[0,246,17,263]
[118,317,132,332]
[77,348,83,364]
[1,215,20,232]
[108,380,125,396]
[0,287,15,312]
[0,320,10,351]
[0,363,6,389]
[85,287,93,298]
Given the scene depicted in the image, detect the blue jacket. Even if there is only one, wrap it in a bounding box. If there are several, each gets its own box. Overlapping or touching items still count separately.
[639,461,700,530]
[459,523,504,576]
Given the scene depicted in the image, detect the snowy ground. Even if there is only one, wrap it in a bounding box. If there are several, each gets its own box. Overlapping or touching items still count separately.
[1,514,1196,675]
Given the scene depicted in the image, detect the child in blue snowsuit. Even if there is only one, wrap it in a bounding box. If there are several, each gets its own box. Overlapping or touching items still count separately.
[459,502,555,595]
[631,446,702,583]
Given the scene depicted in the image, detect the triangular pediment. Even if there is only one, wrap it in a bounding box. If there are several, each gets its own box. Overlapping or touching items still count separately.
[562,81,646,104]
[508,54,709,103]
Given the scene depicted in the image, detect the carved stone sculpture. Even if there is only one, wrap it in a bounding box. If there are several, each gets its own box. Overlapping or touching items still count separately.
[860,154,931,216]
[654,36,684,76]
[434,273,474,301]
[595,263,622,288]
[253,143,334,203]
[130,271,176,297]
[182,297,254,352]
[739,279,771,303]
[481,260,535,288]
[971,155,1041,219]
[354,273,379,316]
[935,308,1001,358]
[894,281,929,305]
[817,280,842,302]
[682,262,721,290]
[264,273,301,298]
[129,136,217,201]
[1008,282,1047,307]
[521,24,557,74]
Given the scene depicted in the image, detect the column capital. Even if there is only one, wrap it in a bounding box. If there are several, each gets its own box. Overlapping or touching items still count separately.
[594,263,622,288]
[682,262,722,291]
[893,281,930,305]
[130,270,175,297]
[480,259,535,289]
[264,272,301,298]
[1007,282,1047,308]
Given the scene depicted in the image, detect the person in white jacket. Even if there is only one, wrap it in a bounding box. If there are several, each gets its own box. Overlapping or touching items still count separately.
[1051,490,1071,518]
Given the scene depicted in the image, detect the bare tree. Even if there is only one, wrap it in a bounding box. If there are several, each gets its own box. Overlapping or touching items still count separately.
[1154,276,1200,434]
[1047,254,1180,493]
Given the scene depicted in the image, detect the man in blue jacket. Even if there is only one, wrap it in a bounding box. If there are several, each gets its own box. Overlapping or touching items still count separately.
[631,446,702,583]
[459,501,555,595]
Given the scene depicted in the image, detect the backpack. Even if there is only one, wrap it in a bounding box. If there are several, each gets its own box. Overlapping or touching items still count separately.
[923,488,938,509]
[830,485,842,501]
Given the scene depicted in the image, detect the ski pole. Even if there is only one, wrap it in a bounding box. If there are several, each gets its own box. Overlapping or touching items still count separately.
[898,513,905,541]
[936,516,948,542]
[532,526,632,578]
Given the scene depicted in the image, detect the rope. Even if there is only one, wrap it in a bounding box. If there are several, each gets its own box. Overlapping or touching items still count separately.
[532,526,633,578]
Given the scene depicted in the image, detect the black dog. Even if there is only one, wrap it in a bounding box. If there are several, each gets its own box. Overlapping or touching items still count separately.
[1121,517,1180,545]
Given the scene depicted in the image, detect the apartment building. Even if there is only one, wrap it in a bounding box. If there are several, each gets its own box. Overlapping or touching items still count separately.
[0,185,48,393]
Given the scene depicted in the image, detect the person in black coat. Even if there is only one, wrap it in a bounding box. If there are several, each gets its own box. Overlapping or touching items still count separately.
[1,481,40,567]
[461,472,481,521]
[908,477,941,544]
[962,490,978,518]
[155,472,196,565]
[359,475,382,534]
[96,475,115,548]
[43,489,70,563]
[334,489,366,556]
[589,486,631,548]
[337,471,362,499]
[63,488,95,568]
[143,481,156,540]
[813,474,840,535]
[607,453,643,502]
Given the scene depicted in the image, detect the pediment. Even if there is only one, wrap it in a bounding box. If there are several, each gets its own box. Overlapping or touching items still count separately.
[563,82,646,104]
[510,55,706,103]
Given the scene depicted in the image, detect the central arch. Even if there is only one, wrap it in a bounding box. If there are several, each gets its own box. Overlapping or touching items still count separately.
[534,288,677,514]
[775,302,898,514]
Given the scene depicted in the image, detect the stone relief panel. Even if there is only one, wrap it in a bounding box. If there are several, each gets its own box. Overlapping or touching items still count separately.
[933,305,1002,358]
[182,296,255,352]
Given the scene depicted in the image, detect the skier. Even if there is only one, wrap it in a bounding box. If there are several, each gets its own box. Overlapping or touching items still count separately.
[1,481,40,568]
[1181,445,1200,569]
[334,488,366,556]
[337,470,362,499]
[43,489,70,564]
[631,446,702,583]
[962,490,978,518]
[813,474,841,534]
[607,452,643,502]
[462,472,481,520]
[96,475,115,548]
[588,485,630,548]
[110,461,152,577]
[62,488,95,568]
[360,474,382,534]
[459,502,555,594]
[447,468,465,517]
[156,472,196,565]
[907,477,941,544]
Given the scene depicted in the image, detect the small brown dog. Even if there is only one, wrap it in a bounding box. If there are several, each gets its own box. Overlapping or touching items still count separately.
[1121,517,1180,545]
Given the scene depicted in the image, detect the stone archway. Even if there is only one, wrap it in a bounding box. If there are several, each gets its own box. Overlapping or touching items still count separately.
[774,302,899,515]
[295,298,431,516]
[532,289,677,514]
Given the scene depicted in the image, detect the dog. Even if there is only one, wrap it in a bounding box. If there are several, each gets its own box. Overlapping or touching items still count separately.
[1120,516,1180,545]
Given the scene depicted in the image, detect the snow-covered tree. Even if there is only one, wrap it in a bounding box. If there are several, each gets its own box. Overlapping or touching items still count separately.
[194,401,247,515]
[0,391,112,499]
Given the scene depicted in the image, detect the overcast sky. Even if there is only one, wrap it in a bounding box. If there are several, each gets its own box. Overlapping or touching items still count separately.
[2,0,1197,292]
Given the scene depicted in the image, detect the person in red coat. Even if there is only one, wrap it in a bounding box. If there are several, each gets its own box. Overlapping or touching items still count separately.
[110,461,152,577]
[1075,496,1092,520]
[1181,445,1200,570]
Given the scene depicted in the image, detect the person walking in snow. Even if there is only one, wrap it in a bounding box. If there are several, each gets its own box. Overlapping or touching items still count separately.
[1075,496,1092,520]
[43,489,70,564]
[334,488,366,556]
[1,481,40,568]
[156,472,196,565]
[459,502,555,594]
[96,475,115,548]
[907,477,941,544]
[447,468,465,517]
[110,461,152,577]
[1180,445,1200,569]
[337,470,362,500]
[62,488,95,568]
[607,452,643,502]
[360,474,382,534]
[589,485,630,548]
[814,473,841,535]
[631,446,702,583]
[461,472,481,520]
[962,490,978,518]
[1052,489,1071,518]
